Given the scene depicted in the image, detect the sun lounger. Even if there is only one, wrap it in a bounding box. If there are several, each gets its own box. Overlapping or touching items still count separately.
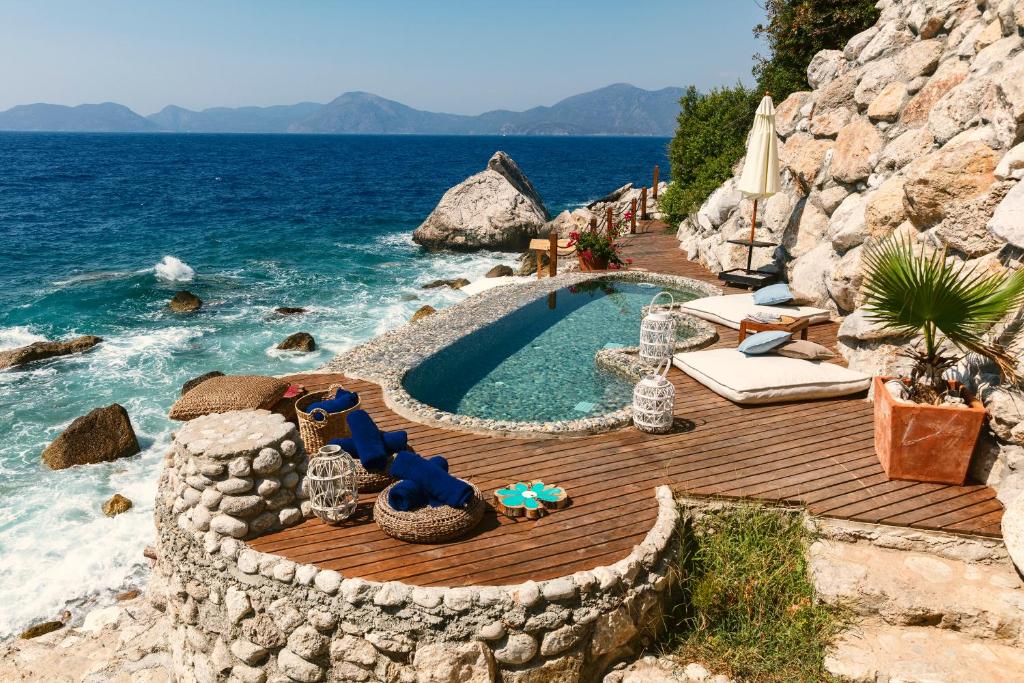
[672,348,870,404]
[679,293,831,330]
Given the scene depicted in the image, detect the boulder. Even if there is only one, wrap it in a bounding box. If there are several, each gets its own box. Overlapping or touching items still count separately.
[102,493,133,517]
[827,246,865,313]
[900,39,944,79]
[19,621,64,640]
[901,61,969,127]
[867,82,908,122]
[413,151,549,251]
[878,128,935,172]
[181,370,224,396]
[807,51,847,89]
[789,242,840,310]
[827,193,869,253]
[830,119,883,184]
[903,141,999,228]
[587,183,633,208]
[41,404,140,470]
[995,142,1024,180]
[817,69,861,113]
[780,134,833,188]
[169,290,201,313]
[698,179,743,228]
[276,332,316,352]
[864,176,907,241]
[857,23,913,64]
[988,179,1024,248]
[934,182,1012,256]
[928,76,1015,147]
[274,307,306,315]
[544,208,595,239]
[410,305,436,323]
[855,57,902,107]
[422,278,470,290]
[485,265,515,278]
[809,107,853,138]
[0,335,102,371]
[1002,491,1024,576]
[775,91,812,138]
[785,201,830,258]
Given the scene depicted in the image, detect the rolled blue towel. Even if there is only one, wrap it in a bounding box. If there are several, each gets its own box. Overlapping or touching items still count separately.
[346,409,389,472]
[329,430,408,460]
[390,450,473,508]
[386,456,448,511]
[307,390,358,421]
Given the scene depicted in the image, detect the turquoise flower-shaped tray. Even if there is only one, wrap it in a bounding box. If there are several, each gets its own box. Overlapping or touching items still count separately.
[493,481,569,519]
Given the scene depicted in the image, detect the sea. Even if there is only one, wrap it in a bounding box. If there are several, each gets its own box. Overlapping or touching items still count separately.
[0,132,669,637]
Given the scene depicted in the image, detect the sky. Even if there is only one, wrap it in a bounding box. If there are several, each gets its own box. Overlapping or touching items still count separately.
[0,0,768,115]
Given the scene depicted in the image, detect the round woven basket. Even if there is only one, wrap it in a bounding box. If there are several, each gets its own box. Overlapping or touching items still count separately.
[374,481,485,543]
[295,385,361,454]
[356,460,395,493]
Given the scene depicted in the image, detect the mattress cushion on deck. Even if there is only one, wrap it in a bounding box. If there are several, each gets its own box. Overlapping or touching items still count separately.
[672,348,870,404]
[679,293,831,330]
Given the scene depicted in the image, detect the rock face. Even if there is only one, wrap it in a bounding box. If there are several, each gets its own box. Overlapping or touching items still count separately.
[169,290,202,312]
[413,151,550,251]
[276,332,316,352]
[102,493,133,517]
[0,335,102,370]
[41,404,140,470]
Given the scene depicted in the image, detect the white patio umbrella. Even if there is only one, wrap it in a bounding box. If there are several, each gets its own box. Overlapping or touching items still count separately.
[735,93,780,272]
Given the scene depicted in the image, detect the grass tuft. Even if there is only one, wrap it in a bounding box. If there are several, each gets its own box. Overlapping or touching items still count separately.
[663,504,846,683]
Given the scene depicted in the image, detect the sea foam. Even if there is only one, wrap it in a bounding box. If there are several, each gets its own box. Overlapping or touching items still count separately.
[0,326,47,351]
[154,256,195,282]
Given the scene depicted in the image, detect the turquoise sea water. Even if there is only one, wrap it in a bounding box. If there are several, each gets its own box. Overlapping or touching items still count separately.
[0,132,669,636]
[404,281,699,422]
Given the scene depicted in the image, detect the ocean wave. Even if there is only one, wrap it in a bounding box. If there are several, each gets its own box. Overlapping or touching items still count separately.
[154,256,195,282]
[52,270,136,287]
[0,326,47,351]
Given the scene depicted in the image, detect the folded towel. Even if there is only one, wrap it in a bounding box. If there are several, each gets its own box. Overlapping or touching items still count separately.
[307,390,358,421]
[386,456,449,511]
[390,450,473,508]
[329,430,408,461]
[346,409,389,472]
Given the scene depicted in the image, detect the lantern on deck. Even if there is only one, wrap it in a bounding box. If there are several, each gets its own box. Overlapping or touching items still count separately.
[639,291,678,364]
[307,444,359,524]
[632,359,676,434]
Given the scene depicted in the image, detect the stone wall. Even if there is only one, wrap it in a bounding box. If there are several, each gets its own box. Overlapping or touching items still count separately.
[155,409,682,682]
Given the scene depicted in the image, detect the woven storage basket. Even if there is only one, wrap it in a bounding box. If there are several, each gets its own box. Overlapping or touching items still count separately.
[356,459,395,494]
[374,481,485,543]
[295,385,361,454]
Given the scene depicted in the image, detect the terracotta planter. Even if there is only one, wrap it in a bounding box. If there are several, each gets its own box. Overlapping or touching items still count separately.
[577,254,609,272]
[872,376,986,485]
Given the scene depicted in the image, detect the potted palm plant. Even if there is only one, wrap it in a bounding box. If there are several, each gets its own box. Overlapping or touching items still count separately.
[861,237,1024,484]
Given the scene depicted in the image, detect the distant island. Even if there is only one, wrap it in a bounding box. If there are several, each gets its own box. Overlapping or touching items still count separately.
[0,83,683,136]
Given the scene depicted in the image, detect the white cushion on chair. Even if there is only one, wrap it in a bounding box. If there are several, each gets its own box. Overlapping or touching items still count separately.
[680,293,831,330]
[672,348,870,404]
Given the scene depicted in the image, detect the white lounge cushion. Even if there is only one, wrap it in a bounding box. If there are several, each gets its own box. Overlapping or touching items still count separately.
[673,348,870,404]
[680,293,830,330]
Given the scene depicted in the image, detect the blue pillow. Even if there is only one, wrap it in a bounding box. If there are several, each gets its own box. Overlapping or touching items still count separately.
[738,330,792,355]
[752,283,793,306]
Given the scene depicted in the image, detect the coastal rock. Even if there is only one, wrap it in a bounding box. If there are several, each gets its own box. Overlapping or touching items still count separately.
[41,404,140,470]
[181,370,224,396]
[102,493,134,517]
[169,290,202,313]
[275,306,307,315]
[422,278,470,290]
[486,265,514,278]
[410,305,436,323]
[276,332,316,352]
[413,151,549,251]
[587,183,633,208]
[544,207,595,239]
[19,620,64,640]
[0,335,102,371]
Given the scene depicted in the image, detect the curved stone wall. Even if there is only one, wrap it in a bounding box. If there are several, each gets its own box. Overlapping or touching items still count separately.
[155,412,681,682]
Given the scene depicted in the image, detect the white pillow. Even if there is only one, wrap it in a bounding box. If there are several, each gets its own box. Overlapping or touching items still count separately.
[672,348,870,404]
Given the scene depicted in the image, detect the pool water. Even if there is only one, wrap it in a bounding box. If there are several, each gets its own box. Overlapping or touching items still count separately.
[403,280,700,422]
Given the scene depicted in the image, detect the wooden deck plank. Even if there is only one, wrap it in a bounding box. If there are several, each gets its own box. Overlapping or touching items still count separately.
[249,231,1004,586]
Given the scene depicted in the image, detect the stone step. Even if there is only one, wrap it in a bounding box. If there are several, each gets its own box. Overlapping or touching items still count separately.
[825,623,1024,683]
[809,537,1024,643]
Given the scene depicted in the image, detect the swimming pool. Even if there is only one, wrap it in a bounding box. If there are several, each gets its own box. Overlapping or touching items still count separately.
[402,279,702,423]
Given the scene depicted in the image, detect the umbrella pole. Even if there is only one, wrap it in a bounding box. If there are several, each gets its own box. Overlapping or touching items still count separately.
[746,198,758,272]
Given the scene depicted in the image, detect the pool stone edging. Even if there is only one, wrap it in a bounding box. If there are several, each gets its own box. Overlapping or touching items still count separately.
[153,411,683,681]
[324,271,721,438]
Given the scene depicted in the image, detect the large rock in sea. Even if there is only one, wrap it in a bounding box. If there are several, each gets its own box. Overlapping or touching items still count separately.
[169,290,202,313]
[276,332,316,352]
[413,152,549,251]
[41,404,140,470]
[0,335,102,370]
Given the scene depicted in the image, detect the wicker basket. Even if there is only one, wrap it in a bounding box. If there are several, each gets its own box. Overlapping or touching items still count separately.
[356,460,396,493]
[295,385,361,454]
[374,481,485,543]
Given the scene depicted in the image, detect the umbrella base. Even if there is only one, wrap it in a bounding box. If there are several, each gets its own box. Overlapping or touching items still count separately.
[717,268,779,290]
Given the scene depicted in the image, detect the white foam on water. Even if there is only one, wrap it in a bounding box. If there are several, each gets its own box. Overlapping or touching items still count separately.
[154,255,195,282]
[0,326,47,351]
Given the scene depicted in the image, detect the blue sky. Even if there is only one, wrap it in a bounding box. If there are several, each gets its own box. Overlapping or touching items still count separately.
[0,1,767,115]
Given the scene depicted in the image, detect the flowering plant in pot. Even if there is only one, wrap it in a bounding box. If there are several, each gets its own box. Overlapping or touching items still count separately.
[861,236,1024,484]
[567,229,631,271]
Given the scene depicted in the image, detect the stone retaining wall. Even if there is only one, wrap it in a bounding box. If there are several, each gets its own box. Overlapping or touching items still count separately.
[155,410,682,682]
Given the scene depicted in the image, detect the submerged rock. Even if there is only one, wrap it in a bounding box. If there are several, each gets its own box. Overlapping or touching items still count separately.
[169,290,202,313]
[274,306,307,315]
[277,332,316,352]
[0,335,102,371]
[422,278,470,290]
[485,265,514,278]
[102,493,133,517]
[413,151,549,251]
[41,404,140,470]
[410,305,436,323]
[181,370,224,396]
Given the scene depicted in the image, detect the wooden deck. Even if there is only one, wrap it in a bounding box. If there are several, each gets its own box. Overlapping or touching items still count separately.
[250,229,1003,587]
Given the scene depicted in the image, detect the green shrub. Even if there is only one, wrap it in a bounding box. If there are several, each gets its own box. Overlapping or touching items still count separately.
[664,505,846,683]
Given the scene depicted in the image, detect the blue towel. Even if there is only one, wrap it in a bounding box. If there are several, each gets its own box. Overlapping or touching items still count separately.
[329,430,408,461]
[307,390,358,421]
[345,410,389,472]
[386,456,449,511]
[390,450,473,508]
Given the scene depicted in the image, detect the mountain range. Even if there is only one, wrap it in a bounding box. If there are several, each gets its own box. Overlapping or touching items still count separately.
[0,84,683,136]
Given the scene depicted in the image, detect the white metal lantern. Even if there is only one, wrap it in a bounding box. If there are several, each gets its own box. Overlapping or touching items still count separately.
[307,444,359,524]
[633,359,676,434]
[639,291,678,364]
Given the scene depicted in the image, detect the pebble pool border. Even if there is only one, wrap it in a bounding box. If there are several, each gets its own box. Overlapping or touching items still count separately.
[324,271,721,438]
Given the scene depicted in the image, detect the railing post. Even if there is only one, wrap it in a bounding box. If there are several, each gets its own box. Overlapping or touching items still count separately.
[652,165,660,199]
[536,248,543,279]
[640,187,648,222]
[548,230,558,278]
[630,198,637,234]
[606,206,614,238]
[589,217,598,232]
